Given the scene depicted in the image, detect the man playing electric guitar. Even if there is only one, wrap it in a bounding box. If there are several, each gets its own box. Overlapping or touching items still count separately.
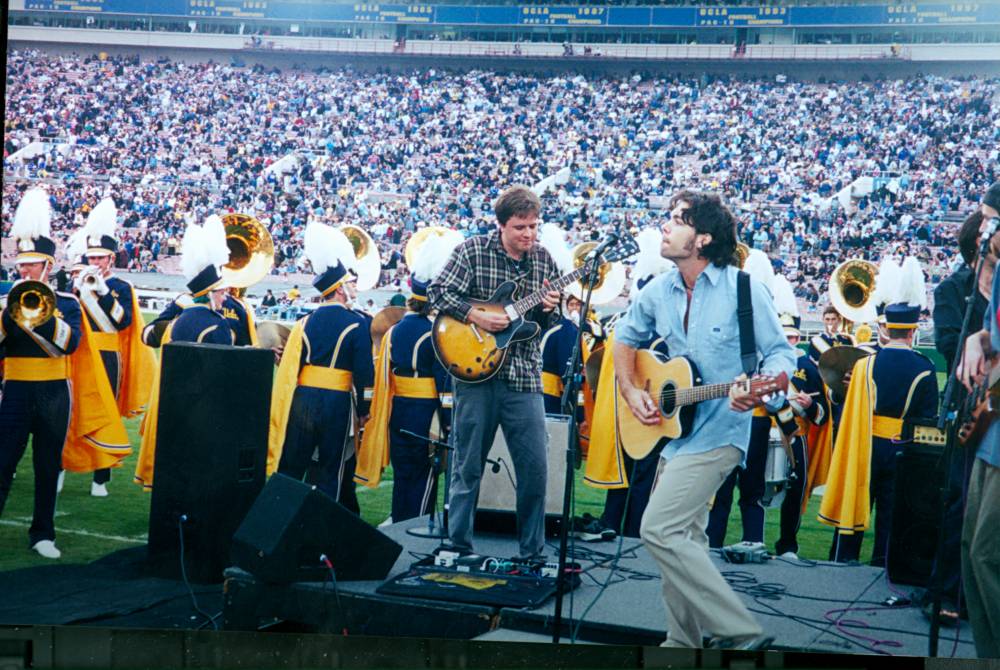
[612,190,797,650]
[427,185,562,561]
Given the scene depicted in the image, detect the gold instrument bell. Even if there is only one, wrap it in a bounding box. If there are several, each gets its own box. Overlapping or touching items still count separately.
[734,242,750,269]
[338,225,381,292]
[371,305,406,352]
[221,213,274,291]
[568,241,626,305]
[404,226,462,269]
[818,346,871,405]
[8,280,56,330]
[829,259,878,324]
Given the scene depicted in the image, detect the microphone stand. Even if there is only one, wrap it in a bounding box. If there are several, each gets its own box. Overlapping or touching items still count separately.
[401,428,453,539]
[551,246,603,643]
[926,229,993,656]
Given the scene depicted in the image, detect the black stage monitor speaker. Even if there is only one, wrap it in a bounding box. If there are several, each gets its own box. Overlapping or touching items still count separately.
[147,342,273,583]
[888,441,945,587]
[231,473,403,583]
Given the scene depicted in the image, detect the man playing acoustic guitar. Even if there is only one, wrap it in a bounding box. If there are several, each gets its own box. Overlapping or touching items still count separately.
[428,185,562,561]
[612,190,796,650]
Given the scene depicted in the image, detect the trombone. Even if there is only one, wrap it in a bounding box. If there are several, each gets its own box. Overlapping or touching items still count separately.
[8,280,56,330]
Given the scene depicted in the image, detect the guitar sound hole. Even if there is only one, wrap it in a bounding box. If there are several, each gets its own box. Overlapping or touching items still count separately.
[660,382,676,416]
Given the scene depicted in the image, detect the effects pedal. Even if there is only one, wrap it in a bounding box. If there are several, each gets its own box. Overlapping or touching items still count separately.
[721,541,769,564]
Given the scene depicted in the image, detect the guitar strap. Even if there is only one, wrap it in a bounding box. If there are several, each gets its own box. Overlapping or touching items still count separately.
[737,270,757,376]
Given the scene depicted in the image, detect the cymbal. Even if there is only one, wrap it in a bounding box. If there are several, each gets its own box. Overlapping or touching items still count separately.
[584,345,605,398]
[818,346,871,404]
[257,321,292,351]
[371,306,406,351]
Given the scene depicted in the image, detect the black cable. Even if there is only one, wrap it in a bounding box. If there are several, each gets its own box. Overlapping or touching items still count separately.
[177,516,219,631]
[321,555,349,635]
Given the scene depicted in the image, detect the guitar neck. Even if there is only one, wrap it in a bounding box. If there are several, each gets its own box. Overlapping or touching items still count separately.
[673,381,740,407]
[510,266,589,316]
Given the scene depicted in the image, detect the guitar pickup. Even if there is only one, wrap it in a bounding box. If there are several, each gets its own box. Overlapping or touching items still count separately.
[504,305,519,321]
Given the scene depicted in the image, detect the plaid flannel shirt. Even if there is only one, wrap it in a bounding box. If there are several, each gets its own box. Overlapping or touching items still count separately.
[428,229,561,393]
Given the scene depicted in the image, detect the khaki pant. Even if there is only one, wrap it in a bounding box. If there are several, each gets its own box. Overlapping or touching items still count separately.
[641,446,764,648]
[961,458,1000,659]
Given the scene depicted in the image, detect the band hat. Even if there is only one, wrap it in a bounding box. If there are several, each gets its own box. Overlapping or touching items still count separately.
[180,214,230,298]
[313,260,354,298]
[12,187,56,265]
[883,303,920,329]
[82,198,119,257]
[779,312,802,335]
[304,220,357,298]
[883,256,926,330]
[771,274,800,336]
[984,181,1000,212]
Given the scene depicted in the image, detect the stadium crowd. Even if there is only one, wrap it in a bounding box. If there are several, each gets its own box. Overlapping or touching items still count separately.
[3,49,998,308]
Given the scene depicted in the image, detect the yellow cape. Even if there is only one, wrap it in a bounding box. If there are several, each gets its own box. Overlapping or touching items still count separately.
[116,288,157,418]
[267,319,306,475]
[802,413,834,518]
[818,355,875,533]
[134,323,173,489]
[583,332,629,489]
[354,325,394,487]
[63,315,132,473]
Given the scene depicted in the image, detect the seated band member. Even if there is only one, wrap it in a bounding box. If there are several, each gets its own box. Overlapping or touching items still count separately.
[613,189,796,650]
[134,215,235,489]
[427,185,561,560]
[270,222,373,510]
[821,257,938,566]
[357,230,462,522]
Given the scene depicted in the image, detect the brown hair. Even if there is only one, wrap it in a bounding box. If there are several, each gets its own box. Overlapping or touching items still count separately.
[494,185,541,226]
[669,190,738,268]
[958,210,984,267]
[822,304,840,319]
[407,296,432,315]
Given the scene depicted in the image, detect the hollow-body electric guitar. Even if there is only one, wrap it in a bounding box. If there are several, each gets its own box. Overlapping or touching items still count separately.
[432,235,638,382]
[618,350,789,460]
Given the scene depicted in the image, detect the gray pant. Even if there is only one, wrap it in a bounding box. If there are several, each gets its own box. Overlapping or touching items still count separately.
[961,457,1000,659]
[448,377,547,559]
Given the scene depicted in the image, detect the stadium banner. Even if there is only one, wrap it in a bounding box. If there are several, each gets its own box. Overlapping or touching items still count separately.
[18,1,1000,27]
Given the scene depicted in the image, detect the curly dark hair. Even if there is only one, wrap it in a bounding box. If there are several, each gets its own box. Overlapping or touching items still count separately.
[669,190,738,268]
[958,210,984,267]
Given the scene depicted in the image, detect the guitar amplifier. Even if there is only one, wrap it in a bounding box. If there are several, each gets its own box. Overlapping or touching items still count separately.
[476,415,570,528]
[899,417,947,447]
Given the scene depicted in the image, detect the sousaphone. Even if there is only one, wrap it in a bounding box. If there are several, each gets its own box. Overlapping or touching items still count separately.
[567,242,626,305]
[221,212,274,293]
[829,258,878,324]
[339,225,381,292]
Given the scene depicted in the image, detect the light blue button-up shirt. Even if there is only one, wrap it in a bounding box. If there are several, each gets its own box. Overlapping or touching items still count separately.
[614,263,797,464]
[977,266,1000,467]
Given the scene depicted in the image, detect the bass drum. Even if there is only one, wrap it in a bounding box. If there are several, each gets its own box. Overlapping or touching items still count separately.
[761,426,791,508]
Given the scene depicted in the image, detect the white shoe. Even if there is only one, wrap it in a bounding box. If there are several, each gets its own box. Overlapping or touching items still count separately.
[91,482,109,498]
[32,540,62,559]
[56,471,65,494]
[780,551,799,560]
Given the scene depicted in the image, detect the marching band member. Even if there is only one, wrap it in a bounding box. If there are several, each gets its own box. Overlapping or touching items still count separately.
[356,229,462,522]
[1,188,128,559]
[821,257,938,565]
[134,215,234,489]
[807,304,854,365]
[66,197,155,497]
[269,222,374,511]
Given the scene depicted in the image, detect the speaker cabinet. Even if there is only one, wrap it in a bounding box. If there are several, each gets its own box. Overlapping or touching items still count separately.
[231,473,403,583]
[888,442,945,587]
[147,342,273,583]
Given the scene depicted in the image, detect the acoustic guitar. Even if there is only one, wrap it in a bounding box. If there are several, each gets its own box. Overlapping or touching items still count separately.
[617,349,789,460]
[432,235,638,382]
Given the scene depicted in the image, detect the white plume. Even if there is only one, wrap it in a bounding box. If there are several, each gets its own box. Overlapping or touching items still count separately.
[538,223,574,274]
[898,256,927,309]
[179,214,229,281]
[743,248,775,294]
[12,187,52,242]
[772,274,799,318]
[304,221,355,275]
[84,197,118,242]
[630,227,672,298]
[65,229,88,262]
[412,229,464,283]
[873,256,902,308]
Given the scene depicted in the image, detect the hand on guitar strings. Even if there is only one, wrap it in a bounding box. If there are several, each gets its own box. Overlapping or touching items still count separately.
[620,384,661,426]
[540,280,561,313]
[468,307,510,333]
[728,373,757,413]
[957,330,989,392]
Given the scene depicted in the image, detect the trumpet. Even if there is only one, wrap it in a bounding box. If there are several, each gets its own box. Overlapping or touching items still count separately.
[8,280,56,330]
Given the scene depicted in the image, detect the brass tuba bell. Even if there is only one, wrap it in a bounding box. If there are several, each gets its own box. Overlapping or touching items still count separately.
[829,259,878,324]
[734,242,750,269]
[221,213,274,292]
[8,280,56,330]
[338,225,382,292]
[568,241,626,305]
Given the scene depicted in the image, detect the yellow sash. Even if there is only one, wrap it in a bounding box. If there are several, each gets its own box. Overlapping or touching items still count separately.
[4,357,68,381]
[819,356,875,533]
[298,366,353,391]
[90,331,120,351]
[583,332,628,489]
[64,316,132,473]
[135,323,173,489]
[872,415,903,440]
[355,329,394,488]
[542,371,564,397]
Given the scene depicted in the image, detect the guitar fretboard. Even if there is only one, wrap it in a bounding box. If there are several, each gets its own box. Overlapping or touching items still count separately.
[660,382,742,407]
[510,265,591,316]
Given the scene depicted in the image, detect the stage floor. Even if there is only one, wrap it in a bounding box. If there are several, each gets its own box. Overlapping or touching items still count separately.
[0,515,976,659]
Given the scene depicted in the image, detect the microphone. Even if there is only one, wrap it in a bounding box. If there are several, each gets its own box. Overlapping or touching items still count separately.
[585,230,619,261]
[981,216,1000,242]
[485,458,502,474]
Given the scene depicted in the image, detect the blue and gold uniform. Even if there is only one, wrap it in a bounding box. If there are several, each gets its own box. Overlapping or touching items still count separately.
[807,330,853,366]
[0,289,82,549]
[821,304,938,565]
[142,293,253,348]
[270,278,374,508]
[356,311,451,521]
[540,316,589,416]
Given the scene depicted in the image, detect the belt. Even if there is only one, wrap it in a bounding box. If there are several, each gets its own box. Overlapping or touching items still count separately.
[90,331,120,352]
[542,371,564,397]
[392,375,438,399]
[4,357,69,381]
[298,365,353,392]
[872,414,903,440]
[752,406,769,419]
